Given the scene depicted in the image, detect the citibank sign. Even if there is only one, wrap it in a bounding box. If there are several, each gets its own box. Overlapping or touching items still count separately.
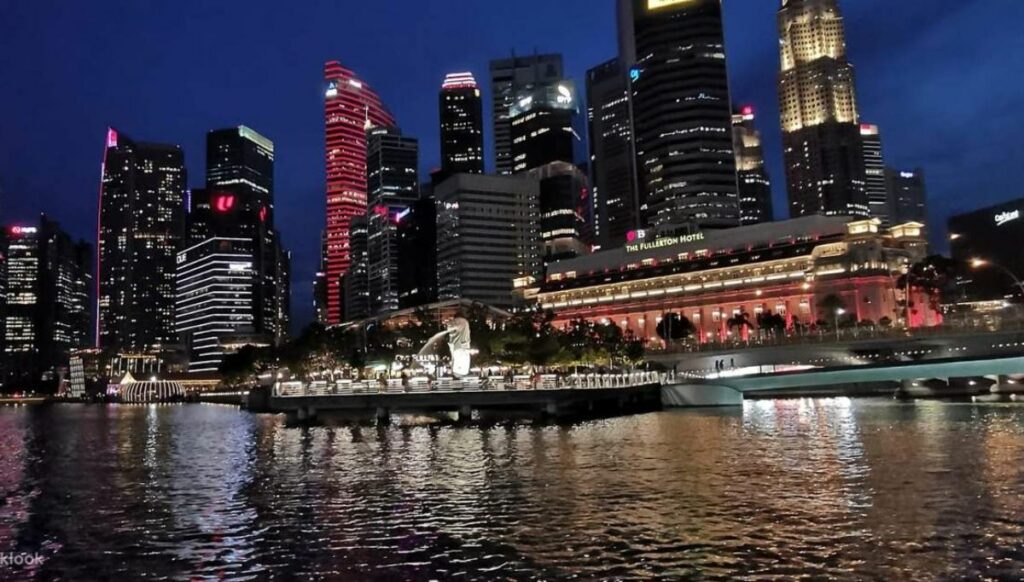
[995,210,1021,227]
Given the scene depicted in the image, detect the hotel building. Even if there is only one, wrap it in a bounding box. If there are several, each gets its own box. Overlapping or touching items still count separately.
[528,216,936,343]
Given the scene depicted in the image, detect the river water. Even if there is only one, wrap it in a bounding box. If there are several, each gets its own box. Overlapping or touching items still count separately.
[1,400,1023,580]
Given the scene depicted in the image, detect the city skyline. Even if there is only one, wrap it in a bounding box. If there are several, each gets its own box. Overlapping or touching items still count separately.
[2,0,1022,328]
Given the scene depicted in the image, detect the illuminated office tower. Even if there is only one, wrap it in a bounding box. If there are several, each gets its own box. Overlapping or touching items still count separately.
[436,174,541,307]
[97,128,186,351]
[341,217,370,322]
[885,168,927,225]
[530,161,592,265]
[365,126,419,317]
[489,54,564,175]
[175,238,256,374]
[778,0,868,218]
[509,80,578,174]
[1,217,92,387]
[323,61,396,324]
[194,126,290,344]
[439,72,484,176]
[618,0,740,229]
[587,58,639,249]
[732,106,774,225]
[860,123,889,224]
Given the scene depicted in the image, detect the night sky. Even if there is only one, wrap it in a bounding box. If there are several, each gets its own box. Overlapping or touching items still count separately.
[2,0,1023,329]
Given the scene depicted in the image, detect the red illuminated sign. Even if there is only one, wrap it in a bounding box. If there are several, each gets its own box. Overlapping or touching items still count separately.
[213,194,236,213]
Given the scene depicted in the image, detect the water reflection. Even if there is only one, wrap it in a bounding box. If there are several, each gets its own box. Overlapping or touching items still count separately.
[0,400,1022,579]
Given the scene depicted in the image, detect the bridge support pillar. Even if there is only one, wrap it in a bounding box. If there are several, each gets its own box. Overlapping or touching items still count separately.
[375,407,390,426]
[458,406,473,423]
[661,383,742,408]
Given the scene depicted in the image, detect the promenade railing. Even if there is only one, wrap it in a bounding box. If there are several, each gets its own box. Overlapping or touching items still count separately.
[652,320,1024,355]
[274,371,665,398]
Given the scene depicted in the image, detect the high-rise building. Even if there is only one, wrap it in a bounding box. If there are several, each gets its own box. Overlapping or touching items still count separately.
[439,72,485,176]
[587,58,639,249]
[98,128,186,351]
[397,196,438,310]
[341,217,370,322]
[885,168,928,225]
[509,80,579,174]
[313,232,329,325]
[489,54,564,175]
[949,198,1024,302]
[530,162,592,265]
[200,126,290,344]
[175,238,258,374]
[365,126,419,317]
[207,126,274,224]
[860,123,889,224]
[323,61,396,324]
[436,174,541,307]
[619,0,740,229]
[1,217,92,387]
[778,0,869,219]
[732,106,774,225]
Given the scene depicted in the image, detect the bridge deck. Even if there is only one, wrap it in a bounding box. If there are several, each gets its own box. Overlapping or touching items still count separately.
[713,356,1024,393]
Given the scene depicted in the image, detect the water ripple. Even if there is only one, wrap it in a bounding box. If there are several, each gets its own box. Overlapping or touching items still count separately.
[0,401,1023,579]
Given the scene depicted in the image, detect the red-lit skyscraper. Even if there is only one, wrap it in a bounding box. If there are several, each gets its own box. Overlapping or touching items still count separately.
[323,61,396,324]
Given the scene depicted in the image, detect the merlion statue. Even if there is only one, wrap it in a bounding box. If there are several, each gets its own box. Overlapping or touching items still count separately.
[416,312,473,377]
[445,316,472,377]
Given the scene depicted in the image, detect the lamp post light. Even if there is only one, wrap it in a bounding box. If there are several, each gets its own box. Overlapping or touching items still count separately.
[971,258,1024,298]
[835,308,846,341]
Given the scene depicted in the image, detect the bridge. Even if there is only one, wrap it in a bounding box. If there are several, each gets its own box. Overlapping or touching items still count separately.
[269,372,664,422]
[663,355,1024,407]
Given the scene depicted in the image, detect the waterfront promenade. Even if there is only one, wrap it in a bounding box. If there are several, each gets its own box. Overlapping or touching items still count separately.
[270,372,664,421]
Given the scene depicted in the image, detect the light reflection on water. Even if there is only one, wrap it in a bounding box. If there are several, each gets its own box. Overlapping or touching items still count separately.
[0,400,1022,580]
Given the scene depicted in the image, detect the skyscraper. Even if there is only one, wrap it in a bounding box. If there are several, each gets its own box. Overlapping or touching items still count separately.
[732,106,774,225]
[509,80,578,174]
[587,58,639,249]
[778,0,869,219]
[885,168,928,225]
[619,0,740,229]
[197,126,290,344]
[341,216,370,322]
[860,123,888,224]
[489,54,564,175]
[436,174,541,307]
[531,162,592,264]
[1,217,92,387]
[176,238,257,374]
[365,126,419,317]
[323,61,396,324]
[397,196,438,310]
[439,72,484,176]
[98,128,186,351]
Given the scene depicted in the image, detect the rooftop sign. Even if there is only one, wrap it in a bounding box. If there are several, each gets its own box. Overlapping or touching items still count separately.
[625,232,705,253]
[995,210,1020,227]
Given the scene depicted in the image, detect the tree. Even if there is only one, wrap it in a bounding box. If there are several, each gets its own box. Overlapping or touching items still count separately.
[656,312,695,343]
[757,311,787,336]
[898,255,958,318]
[726,311,753,334]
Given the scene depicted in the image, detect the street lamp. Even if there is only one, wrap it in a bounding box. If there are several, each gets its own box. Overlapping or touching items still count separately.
[834,308,846,341]
[971,258,1024,297]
